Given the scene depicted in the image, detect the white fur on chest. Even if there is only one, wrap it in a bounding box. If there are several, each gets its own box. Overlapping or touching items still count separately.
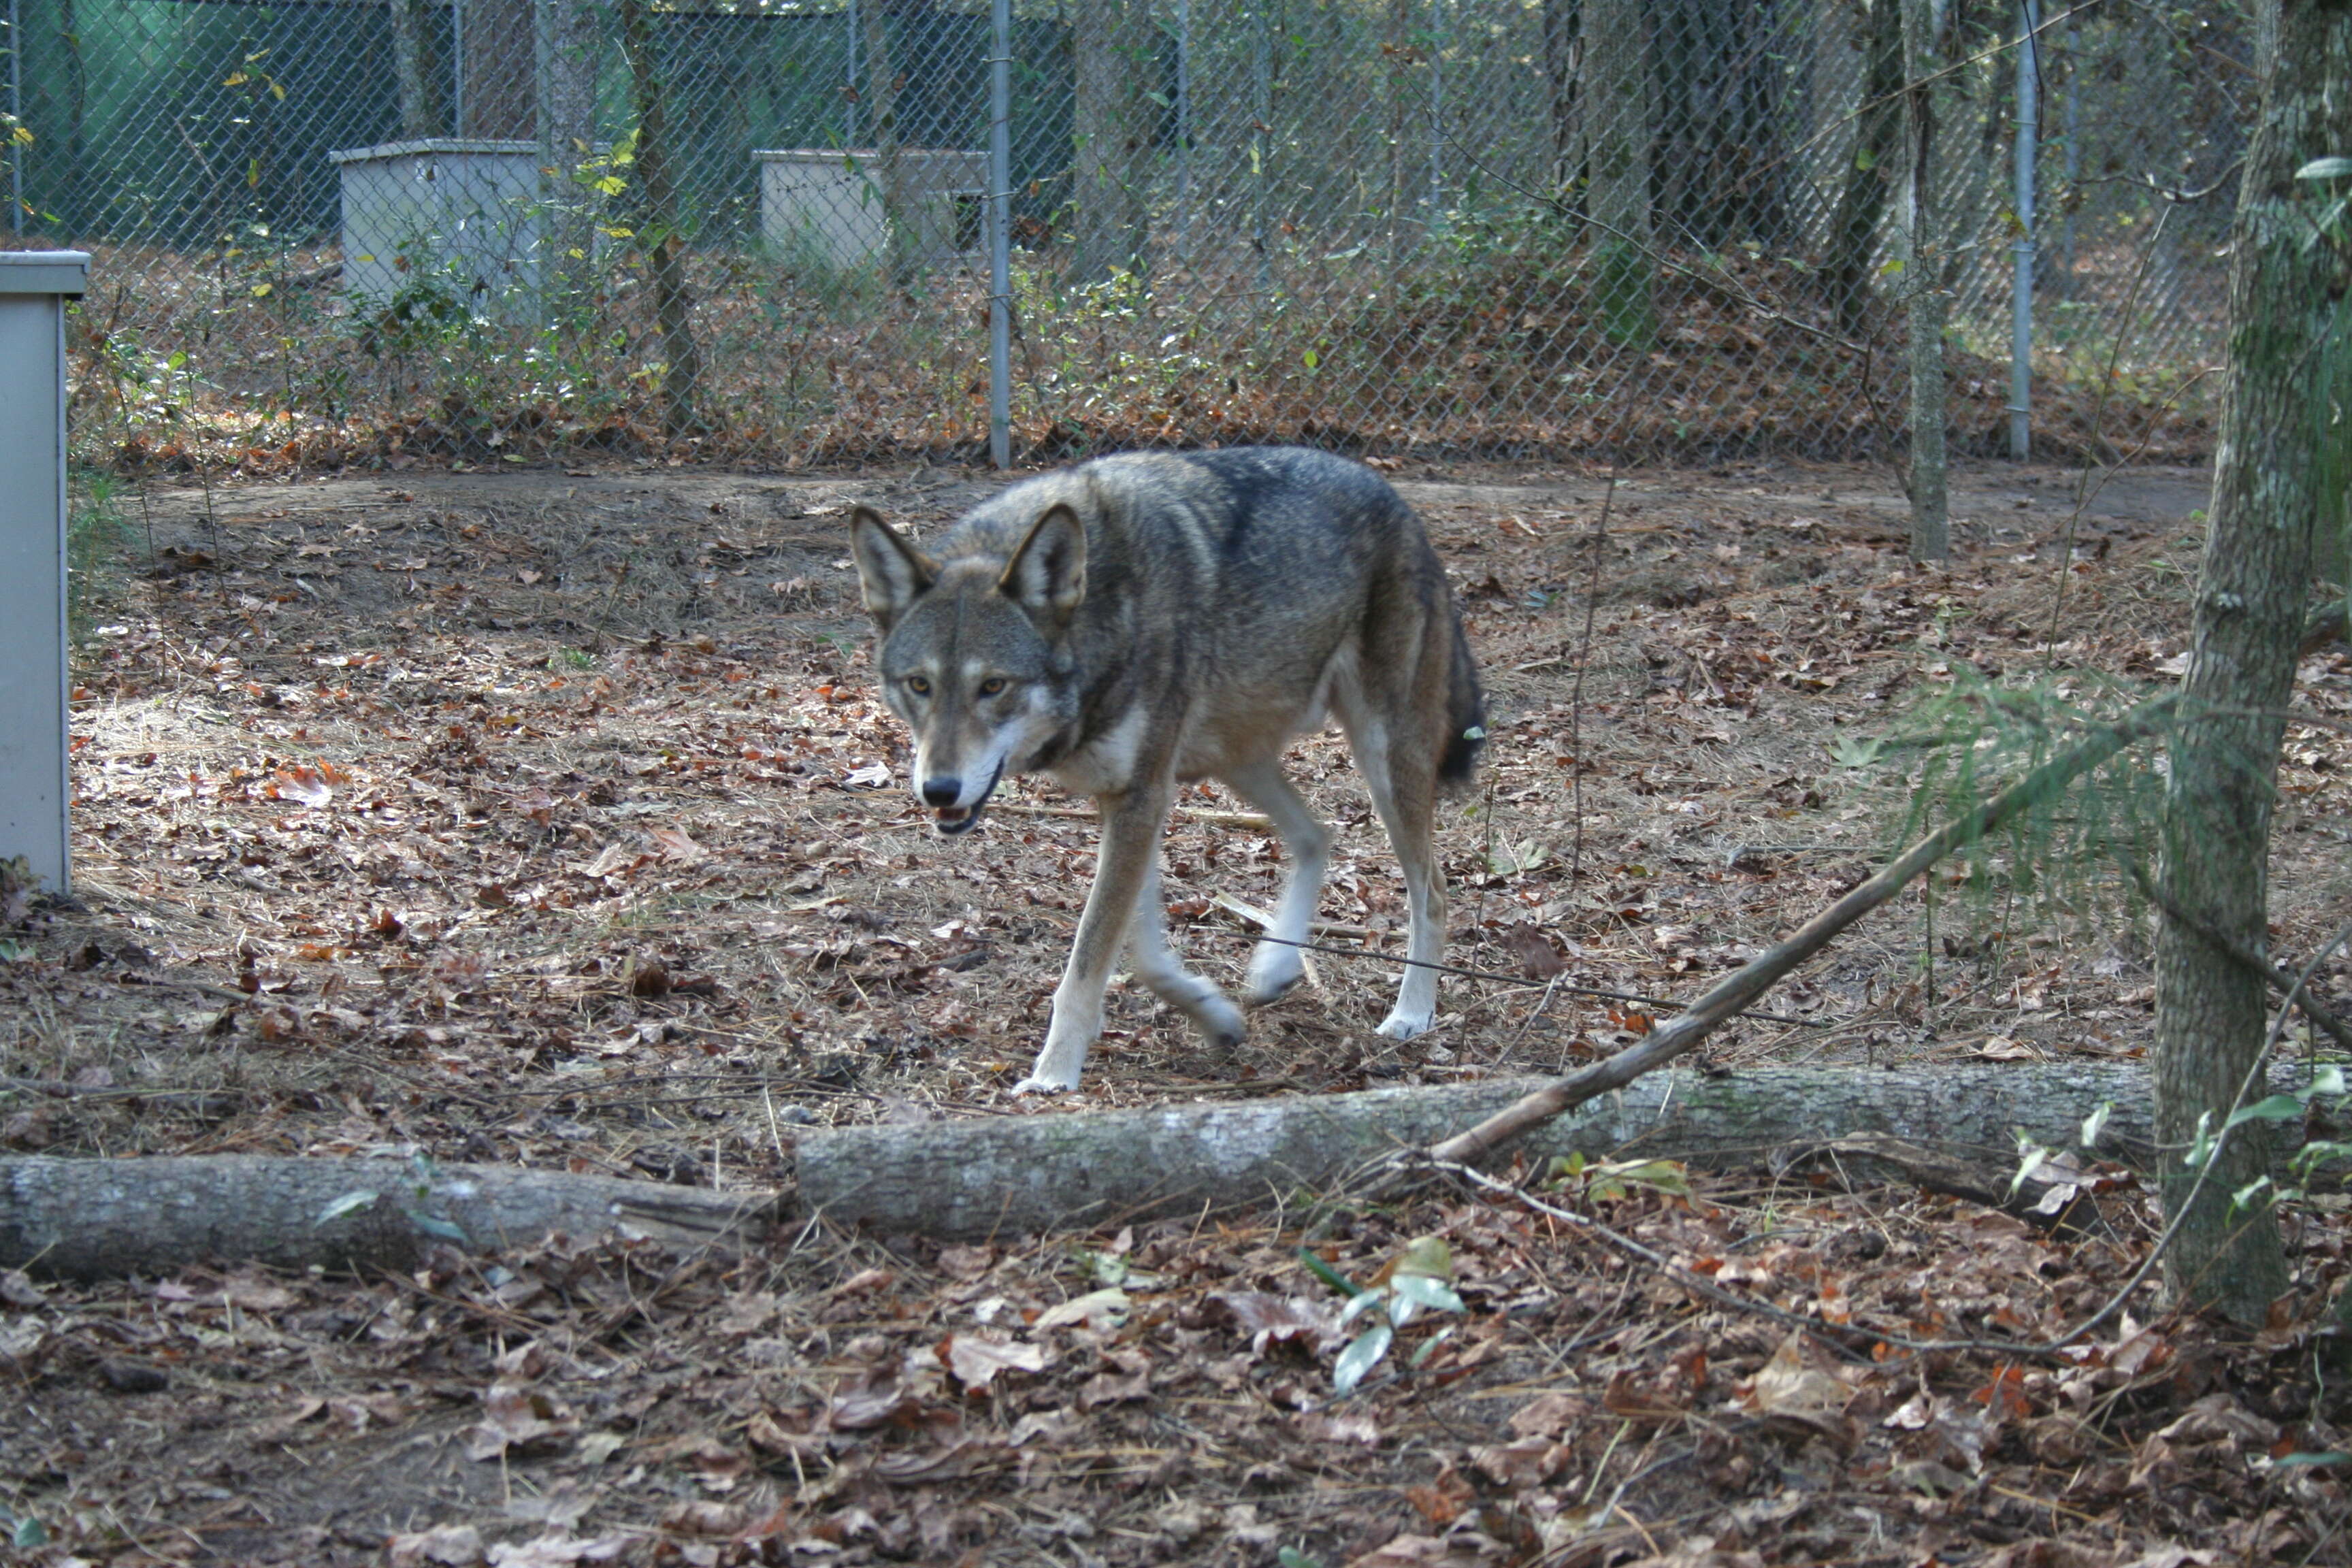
[1049,705,1154,798]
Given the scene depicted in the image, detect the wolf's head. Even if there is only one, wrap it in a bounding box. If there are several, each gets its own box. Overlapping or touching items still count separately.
[849,503,1086,835]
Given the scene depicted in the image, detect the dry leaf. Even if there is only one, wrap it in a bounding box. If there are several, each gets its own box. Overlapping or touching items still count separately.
[941,1333,1049,1390]
[1742,1331,1852,1443]
[1503,923,1566,979]
[1211,1290,1332,1354]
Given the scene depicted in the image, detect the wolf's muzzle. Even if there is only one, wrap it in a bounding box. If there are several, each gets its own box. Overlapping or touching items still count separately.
[930,762,1003,834]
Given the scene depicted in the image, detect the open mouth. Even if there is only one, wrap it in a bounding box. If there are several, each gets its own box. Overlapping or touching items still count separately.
[932,765,1002,836]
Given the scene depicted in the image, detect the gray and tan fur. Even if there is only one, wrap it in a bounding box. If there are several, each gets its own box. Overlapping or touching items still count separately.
[850,447,1484,1093]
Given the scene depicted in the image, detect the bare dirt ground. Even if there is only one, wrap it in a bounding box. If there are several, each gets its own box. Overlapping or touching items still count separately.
[7,454,2352,1566]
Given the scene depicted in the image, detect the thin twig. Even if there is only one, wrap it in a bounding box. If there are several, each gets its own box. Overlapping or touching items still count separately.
[1190,928,1823,1026]
[589,554,635,654]
[1569,476,1617,888]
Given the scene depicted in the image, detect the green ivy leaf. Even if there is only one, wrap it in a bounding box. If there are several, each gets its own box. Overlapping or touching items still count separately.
[316,1189,381,1226]
[1388,1273,1465,1316]
[1333,1322,1392,1396]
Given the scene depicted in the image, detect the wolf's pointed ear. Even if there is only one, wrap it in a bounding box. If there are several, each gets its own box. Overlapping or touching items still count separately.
[849,506,937,632]
[1000,504,1087,626]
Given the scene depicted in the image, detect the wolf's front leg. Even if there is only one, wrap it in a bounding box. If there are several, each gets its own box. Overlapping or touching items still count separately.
[1126,857,1245,1050]
[1014,785,1172,1094]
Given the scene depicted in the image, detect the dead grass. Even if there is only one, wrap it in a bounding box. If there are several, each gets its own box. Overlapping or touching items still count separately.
[65,242,2217,480]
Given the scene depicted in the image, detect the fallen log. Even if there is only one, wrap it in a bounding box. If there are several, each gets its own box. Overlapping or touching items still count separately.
[0,1154,779,1281]
[794,1061,2201,1239]
[7,1060,2315,1273]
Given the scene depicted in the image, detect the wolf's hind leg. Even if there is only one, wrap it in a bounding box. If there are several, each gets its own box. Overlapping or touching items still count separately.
[1126,857,1245,1049]
[1341,719,1445,1040]
[1220,760,1332,1007]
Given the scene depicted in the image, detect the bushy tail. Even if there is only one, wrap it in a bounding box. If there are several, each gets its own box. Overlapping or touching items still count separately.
[1437,612,1486,790]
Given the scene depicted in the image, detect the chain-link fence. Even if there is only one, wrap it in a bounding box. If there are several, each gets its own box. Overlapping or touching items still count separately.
[3,0,2243,470]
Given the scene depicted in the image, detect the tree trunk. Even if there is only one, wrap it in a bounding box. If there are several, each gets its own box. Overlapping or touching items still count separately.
[1898,0,1949,562]
[389,0,437,141]
[1384,0,1413,259]
[1071,0,1152,283]
[1,1156,777,1281]
[538,0,602,315]
[620,0,700,440]
[1827,0,1902,338]
[1582,0,1652,348]
[860,0,906,284]
[1648,0,1792,252]
[1540,0,1580,208]
[2152,0,2352,1326]
[460,0,536,139]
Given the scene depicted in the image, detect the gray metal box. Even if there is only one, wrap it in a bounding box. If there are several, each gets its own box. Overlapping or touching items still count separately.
[329,140,562,312]
[754,148,987,271]
[0,250,87,896]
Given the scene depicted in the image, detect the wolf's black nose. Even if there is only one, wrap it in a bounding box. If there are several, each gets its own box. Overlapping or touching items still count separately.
[921,777,962,807]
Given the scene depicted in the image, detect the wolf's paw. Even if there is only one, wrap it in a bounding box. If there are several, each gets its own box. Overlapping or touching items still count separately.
[1193,996,1247,1054]
[1242,956,1305,1008]
[1011,1073,1077,1096]
[1374,1007,1433,1040]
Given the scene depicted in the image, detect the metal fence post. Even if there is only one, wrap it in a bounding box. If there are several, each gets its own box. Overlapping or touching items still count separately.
[0,252,88,898]
[1428,0,1442,227]
[2060,10,2079,291]
[452,0,468,140]
[1253,0,1271,295]
[6,0,20,236]
[1176,0,1192,259]
[2009,0,2040,460]
[988,0,1012,470]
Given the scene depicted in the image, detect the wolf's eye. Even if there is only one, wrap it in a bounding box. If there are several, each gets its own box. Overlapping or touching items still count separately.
[904,675,931,696]
[977,677,1009,697]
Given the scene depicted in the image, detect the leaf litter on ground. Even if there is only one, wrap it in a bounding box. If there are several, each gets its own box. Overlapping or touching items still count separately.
[5,457,2352,1561]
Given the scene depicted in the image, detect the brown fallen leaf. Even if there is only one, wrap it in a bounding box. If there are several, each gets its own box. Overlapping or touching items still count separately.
[872,1435,1004,1484]
[466,1384,579,1460]
[1503,922,1567,979]
[1742,1330,1854,1446]
[940,1333,1049,1390]
[1075,1369,1150,1409]
[651,826,708,864]
[1211,1290,1333,1354]
[1505,1390,1590,1439]
[1293,1411,1381,1446]
[1469,1435,1570,1486]
[387,1523,485,1567]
